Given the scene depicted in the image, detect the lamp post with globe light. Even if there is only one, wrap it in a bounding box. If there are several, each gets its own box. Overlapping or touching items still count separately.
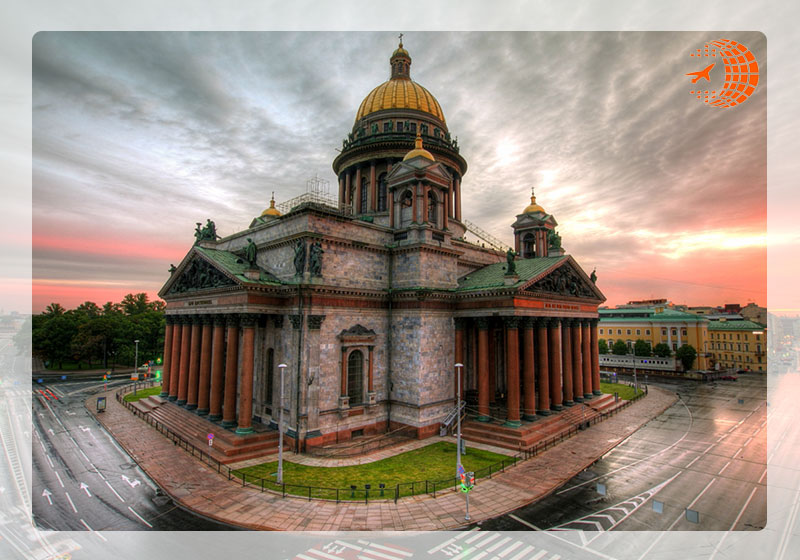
[455,363,463,472]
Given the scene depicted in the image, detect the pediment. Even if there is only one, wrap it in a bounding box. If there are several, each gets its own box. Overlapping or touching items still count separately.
[387,158,452,182]
[162,253,238,297]
[520,257,604,301]
[512,212,557,229]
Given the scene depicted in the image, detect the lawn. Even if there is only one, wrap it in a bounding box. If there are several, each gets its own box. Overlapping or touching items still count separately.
[233,441,513,501]
[599,381,640,401]
[123,385,162,402]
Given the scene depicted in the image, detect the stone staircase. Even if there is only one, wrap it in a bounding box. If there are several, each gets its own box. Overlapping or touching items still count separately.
[136,396,288,465]
[461,393,627,452]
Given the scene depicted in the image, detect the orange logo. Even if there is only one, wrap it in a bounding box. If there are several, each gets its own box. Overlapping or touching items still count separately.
[687,39,759,108]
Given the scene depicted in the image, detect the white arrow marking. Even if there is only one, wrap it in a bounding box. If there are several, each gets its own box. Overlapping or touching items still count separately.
[48,428,54,435]
[122,475,140,488]
[80,482,91,497]
[42,489,53,505]
[65,410,76,415]
[79,425,91,432]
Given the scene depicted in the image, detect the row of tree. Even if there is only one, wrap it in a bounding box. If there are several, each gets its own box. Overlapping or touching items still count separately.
[599,338,697,370]
[30,293,165,370]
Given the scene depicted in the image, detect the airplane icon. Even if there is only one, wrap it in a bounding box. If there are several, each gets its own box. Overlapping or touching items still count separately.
[686,63,715,83]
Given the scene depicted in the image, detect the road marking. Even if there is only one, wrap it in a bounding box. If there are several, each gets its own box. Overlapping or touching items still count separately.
[717,461,731,475]
[686,455,701,468]
[359,549,404,560]
[497,541,522,558]
[79,519,107,541]
[64,492,77,513]
[465,532,485,544]
[41,489,53,505]
[428,532,471,554]
[54,471,64,488]
[122,474,141,488]
[474,533,500,548]
[508,545,533,560]
[508,513,541,531]
[127,506,153,528]
[105,480,125,502]
[46,454,54,468]
[368,544,412,557]
[334,541,362,551]
[310,548,349,560]
[758,468,767,485]
[79,482,92,497]
[485,537,511,553]
[744,437,752,447]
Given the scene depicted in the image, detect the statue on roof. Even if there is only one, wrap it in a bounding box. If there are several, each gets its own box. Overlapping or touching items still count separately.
[505,248,517,276]
[169,264,176,274]
[590,268,597,284]
[194,219,220,244]
[548,229,562,251]
[294,239,306,275]
[309,241,324,277]
[244,238,257,268]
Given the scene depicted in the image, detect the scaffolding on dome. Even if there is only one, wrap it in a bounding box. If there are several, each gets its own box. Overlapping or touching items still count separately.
[275,174,352,216]
[462,219,511,253]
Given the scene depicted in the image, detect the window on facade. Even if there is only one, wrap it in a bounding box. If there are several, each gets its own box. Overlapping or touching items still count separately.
[523,233,535,258]
[662,328,667,336]
[427,191,437,224]
[627,329,631,335]
[360,177,368,213]
[347,350,364,405]
[617,329,622,335]
[636,329,641,335]
[420,124,428,135]
[599,328,604,335]
[672,329,677,336]
[409,122,417,134]
[384,121,392,133]
[673,343,678,350]
[401,189,413,207]
[377,173,387,212]
[646,329,651,335]
[398,121,404,132]
[682,329,687,336]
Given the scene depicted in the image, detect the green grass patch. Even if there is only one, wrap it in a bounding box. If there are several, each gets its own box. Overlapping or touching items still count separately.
[123,385,162,402]
[600,381,640,401]
[233,441,513,500]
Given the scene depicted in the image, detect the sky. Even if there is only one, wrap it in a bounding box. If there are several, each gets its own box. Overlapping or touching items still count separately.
[29,31,767,313]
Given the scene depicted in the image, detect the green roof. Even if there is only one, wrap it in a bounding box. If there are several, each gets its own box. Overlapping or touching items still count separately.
[196,247,282,285]
[456,256,566,292]
[707,319,765,331]
[599,307,708,323]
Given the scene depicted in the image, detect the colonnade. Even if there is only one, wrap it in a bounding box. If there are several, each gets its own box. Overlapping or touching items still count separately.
[337,159,462,221]
[454,316,600,427]
[160,313,258,435]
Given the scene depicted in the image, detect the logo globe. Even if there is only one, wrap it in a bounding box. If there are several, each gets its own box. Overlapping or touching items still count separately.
[687,39,759,108]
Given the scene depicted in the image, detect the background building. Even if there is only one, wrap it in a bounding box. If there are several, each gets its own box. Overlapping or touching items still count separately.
[707,317,766,372]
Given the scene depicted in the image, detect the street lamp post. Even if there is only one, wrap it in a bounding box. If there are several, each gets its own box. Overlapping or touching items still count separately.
[455,363,463,471]
[632,352,638,395]
[277,363,287,485]
[133,339,139,396]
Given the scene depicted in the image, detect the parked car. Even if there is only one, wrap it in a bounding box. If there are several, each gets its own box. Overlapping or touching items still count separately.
[720,375,738,381]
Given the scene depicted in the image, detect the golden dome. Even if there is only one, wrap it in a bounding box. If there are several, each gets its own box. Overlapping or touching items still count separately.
[523,189,546,214]
[261,193,281,217]
[354,40,446,124]
[403,133,435,162]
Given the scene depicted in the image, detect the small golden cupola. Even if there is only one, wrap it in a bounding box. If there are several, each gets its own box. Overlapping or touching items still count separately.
[403,133,435,162]
[523,187,546,214]
[261,192,281,217]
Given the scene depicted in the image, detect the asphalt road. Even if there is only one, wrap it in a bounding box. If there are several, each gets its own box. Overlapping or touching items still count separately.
[29,376,235,532]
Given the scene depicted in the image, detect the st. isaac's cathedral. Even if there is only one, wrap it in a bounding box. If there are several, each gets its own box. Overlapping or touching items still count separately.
[157,39,606,455]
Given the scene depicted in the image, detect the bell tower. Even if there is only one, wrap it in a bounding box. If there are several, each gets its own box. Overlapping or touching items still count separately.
[511,188,560,258]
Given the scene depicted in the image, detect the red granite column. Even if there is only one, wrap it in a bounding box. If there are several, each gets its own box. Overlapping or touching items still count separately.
[345,172,351,207]
[454,176,462,222]
[521,318,536,420]
[168,318,183,400]
[236,315,256,434]
[476,318,490,421]
[208,315,226,421]
[488,327,496,403]
[221,314,240,428]
[561,320,574,405]
[159,316,174,398]
[354,167,362,213]
[369,160,376,211]
[454,318,465,400]
[536,319,550,415]
[196,315,213,415]
[582,320,593,399]
[185,315,202,410]
[504,318,521,426]
[176,316,192,405]
[591,319,601,395]
[572,320,584,402]
[443,189,449,230]
[548,318,563,411]
[338,176,345,208]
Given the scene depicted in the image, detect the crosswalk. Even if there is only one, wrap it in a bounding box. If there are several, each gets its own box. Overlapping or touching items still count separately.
[286,533,564,560]
[427,530,561,560]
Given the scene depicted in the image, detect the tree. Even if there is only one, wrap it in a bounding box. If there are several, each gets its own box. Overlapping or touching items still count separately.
[43,303,65,317]
[598,339,609,354]
[121,293,150,315]
[612,339,628,355]
[653,343,672,357]
[676,344,697,371]
[633,339,652,356]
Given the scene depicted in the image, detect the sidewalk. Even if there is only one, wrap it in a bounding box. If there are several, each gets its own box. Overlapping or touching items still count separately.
[88,388,678,531]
